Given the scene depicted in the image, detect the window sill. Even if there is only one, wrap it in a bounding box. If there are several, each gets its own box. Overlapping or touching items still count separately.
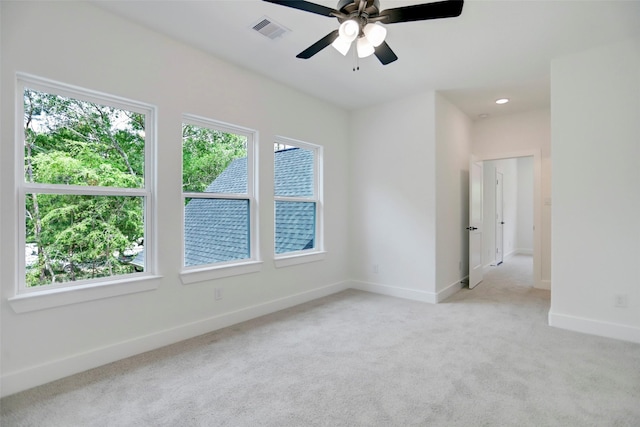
[274,251,326,268]
[8,275,162,314]
[180,260,263,285]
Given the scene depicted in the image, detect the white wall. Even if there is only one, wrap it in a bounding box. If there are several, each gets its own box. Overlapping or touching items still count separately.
[0,1,350,395]
[483,157,534,268]
[483,158,518,267]
[472,109,551,289]
[435,94,472,296]
[550,36,640,343]
[349,92,438,302]
[348,93,471,303]
[517,157,534,253]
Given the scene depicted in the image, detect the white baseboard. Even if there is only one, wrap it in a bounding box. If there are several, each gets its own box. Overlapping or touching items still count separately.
[436,277,466,302]
[536,279,551,290]
[515,248,533,255]
[349,280,437,304]
[349,278,465,304]
[548,311,640,344]
[0,281,349,398]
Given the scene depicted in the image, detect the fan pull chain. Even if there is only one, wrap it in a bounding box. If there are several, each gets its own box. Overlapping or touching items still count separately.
[352,44,360,72]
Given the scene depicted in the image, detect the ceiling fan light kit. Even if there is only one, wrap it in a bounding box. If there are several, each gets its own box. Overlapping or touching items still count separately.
[333,20,386,58]
[338,19,359,42]
[356,36,375,58]
[331,35,353,56]
[263,0,464,66]
[363,23,387,47]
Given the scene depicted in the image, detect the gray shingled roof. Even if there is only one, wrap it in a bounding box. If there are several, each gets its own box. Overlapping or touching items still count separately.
[132,148,315,268]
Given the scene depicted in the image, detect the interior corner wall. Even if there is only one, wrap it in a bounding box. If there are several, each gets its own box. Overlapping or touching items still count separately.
[434,93,471,297]
[549,36,640,343]
[349,92,437,302]
[1,1,350,396]
[471,108,551,287]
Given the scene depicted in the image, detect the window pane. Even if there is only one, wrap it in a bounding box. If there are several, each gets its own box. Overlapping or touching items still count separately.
[25,194,144,287]
[274,146,314,198]
[184,198,250,266]
[182,124,248,194]
[275,201,316,254]
[24,89,145,188]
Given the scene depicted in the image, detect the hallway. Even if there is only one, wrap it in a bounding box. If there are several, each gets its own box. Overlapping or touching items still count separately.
[485,253,534,288]
[448,253,548,321]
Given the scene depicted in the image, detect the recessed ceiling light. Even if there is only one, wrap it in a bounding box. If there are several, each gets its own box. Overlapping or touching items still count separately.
[479,113,490,119]
[495,98,509,105]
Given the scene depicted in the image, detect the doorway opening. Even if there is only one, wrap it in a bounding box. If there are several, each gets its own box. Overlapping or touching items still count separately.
[471,150,542,290]
[483,156,533,265]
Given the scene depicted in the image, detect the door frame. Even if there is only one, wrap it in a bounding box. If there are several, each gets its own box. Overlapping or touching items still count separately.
[474,149,542,290]
[468,157,484,289]
[495,170,504,266]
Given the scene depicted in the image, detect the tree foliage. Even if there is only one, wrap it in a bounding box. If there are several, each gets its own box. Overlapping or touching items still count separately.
[24,89,145,286]
[182,124,247,193]
[23,89,248,287]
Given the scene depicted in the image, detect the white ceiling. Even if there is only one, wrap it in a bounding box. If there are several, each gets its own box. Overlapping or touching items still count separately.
[94,0,640,119]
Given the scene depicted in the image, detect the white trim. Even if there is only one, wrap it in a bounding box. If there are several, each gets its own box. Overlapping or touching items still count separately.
[274,250,326,268]
[17,72,153,114]
[273,136,324,255]
[180,115,260,271]
[274,195,316,203]
[182,192,250,200]
[0,280,349,398]
[474,149,543,291]
[15,74,157,295]
[180,261,263,285]
[495,169,504,265]
[7,275,161,313]
[503,249,516,259]
[22,184,148,196]
[549,311,640,344]
[538,279,551,290]
[182,114,257,138]
[349,280,437,304]
[436,278,465,302]
[515,248,533,255]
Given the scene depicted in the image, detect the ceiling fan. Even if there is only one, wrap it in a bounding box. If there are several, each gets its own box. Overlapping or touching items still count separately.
[263,0,464,65]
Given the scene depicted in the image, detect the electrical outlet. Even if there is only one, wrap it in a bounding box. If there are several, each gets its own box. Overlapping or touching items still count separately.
[373,264,379,274]
[614,294,628,308]
[214,288,223,301]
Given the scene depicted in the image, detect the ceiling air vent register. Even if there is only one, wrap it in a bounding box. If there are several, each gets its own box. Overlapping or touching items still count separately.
[252,17,290,40]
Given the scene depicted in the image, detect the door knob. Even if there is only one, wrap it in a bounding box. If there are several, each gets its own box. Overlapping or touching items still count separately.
[466,226,478,230]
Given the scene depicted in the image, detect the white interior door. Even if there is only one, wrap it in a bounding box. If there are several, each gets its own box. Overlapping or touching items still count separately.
[468,157,483,288]
[495,171,504,266]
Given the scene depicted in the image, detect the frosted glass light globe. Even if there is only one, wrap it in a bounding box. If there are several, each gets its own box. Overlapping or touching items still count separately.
[363,23,386,47]
[332,36,352,56]
[357,37,375,58]
[339,20,359,42]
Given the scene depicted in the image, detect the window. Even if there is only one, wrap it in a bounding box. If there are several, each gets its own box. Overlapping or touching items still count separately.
[274,137,323,261]
[181,115,257,272]
[17,75,155,294]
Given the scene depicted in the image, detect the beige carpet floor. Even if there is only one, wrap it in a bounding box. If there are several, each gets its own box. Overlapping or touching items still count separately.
[2,255,640,426]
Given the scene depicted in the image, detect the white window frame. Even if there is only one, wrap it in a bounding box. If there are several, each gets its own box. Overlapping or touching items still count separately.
[273,136,325,268]
[9,73,160,313]
[179,115,261,285]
